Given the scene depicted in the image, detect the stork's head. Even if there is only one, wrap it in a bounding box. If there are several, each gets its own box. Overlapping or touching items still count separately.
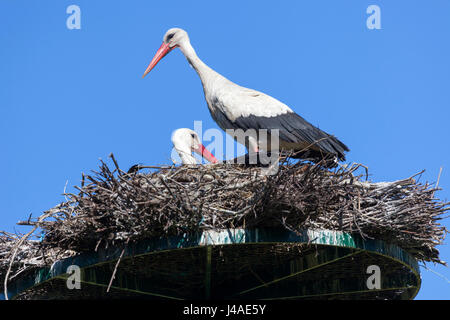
[142,28,189,78]
[171,128,218,165]
[163,28,189,48]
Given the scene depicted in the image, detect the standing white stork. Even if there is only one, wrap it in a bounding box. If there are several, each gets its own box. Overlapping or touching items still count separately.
[171,128,218,165]
[142,28,349,165]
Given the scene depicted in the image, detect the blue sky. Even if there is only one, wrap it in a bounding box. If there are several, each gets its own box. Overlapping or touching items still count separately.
[1,0,449,299]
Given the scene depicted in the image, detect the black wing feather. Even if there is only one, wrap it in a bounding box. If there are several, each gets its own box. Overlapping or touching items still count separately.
[211,107,349,161]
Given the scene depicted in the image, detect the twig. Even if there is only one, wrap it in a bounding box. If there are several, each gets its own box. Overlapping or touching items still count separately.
[106,239,128,293]
[3,210,55,300]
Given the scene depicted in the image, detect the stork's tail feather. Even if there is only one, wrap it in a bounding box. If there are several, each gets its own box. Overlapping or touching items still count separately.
[326,135,350,161]
[286,133,349,167]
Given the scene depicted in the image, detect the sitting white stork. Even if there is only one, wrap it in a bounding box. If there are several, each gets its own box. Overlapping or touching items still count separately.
[127,128,217,174]
[143,28,349,165]
[171,128,218,165]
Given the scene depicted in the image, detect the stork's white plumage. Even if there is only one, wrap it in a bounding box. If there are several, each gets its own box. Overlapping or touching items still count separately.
[172,128,218,165]
[143,28,349,164]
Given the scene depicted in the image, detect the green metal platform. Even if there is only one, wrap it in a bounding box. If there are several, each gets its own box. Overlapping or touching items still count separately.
[7,228,421,300]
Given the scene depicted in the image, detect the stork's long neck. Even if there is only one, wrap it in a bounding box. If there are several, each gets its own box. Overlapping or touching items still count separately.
[177,149,197,165]
[179,41,221,88]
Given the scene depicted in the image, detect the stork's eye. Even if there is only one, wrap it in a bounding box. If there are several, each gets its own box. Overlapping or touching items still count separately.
[191,134,195,138]
[167,33,175,42]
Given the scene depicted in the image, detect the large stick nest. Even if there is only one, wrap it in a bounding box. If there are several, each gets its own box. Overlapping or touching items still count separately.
[1,155,448,288]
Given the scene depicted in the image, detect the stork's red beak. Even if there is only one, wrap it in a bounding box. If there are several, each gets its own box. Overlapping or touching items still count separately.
[194,144,218,164]
[142,42,173,78]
